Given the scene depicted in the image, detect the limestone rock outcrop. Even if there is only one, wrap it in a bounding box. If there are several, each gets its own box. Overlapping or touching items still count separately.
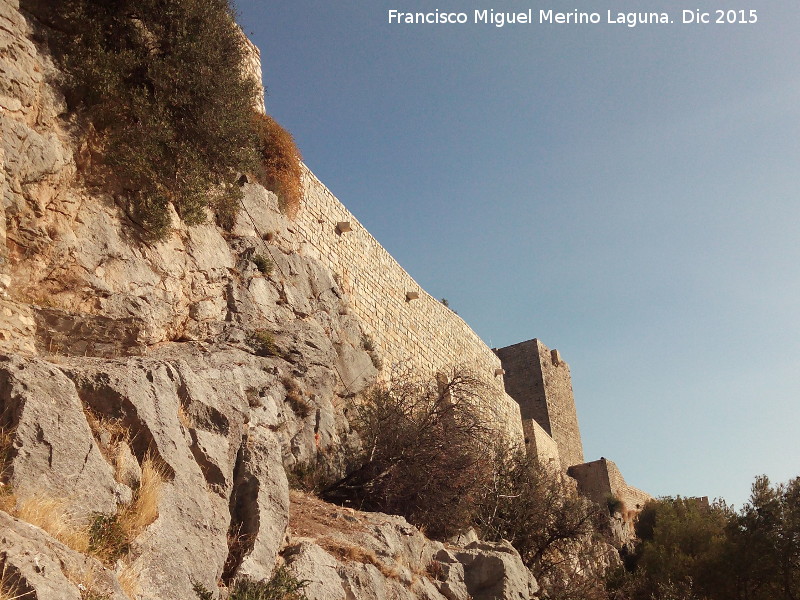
[285,492,538,600]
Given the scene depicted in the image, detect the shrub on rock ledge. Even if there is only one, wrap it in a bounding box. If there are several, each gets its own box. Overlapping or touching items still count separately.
[37,0,262,240]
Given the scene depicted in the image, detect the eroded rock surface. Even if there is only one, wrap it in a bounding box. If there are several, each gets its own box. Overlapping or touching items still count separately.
[0,512,129,600]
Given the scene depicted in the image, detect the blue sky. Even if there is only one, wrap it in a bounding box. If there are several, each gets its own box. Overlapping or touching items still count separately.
[236,1,800,509]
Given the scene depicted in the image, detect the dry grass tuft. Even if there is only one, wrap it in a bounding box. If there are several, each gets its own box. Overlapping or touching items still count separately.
[117,560,140,600]
[84,412,131,475]
[120,456,165,538]
[85,455,165,569]
[318,538,399,580]
[84,412,129,447]
[0,561,34,600]
[15,496,90,553]
[84,411,140,488]
[0,428,13,479]
[0,487,15,514]
[0,427,17,515]
[177,404,193,430]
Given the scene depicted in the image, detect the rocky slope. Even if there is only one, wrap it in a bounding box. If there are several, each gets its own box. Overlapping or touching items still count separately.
[0,2,542,599]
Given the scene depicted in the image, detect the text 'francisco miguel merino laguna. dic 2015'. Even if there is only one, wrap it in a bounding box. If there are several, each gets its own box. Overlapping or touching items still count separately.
[388,9,674,28]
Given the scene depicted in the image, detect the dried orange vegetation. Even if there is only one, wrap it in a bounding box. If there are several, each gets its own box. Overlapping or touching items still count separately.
[117,560,140,600]
[83,411,133,485]
[0,561,33,600]
[253,112,303,218]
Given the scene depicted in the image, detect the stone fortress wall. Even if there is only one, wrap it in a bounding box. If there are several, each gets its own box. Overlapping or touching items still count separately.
[290,163,651,509]
[243,33,524,443]
[294,167,524,443]
[251,32,649,507]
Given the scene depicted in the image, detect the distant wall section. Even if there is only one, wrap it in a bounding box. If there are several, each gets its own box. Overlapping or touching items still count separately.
[294,167,523,442]
[526,419,561,470]
[240,30,266,114]
[568,458,652,511]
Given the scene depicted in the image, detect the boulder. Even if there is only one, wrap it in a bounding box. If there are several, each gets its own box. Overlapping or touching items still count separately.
[230,427,290,583]
[0,355,120,515]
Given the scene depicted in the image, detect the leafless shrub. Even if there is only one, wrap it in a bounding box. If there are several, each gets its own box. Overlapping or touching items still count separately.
[321,368,494,540]
[475,447,610,600]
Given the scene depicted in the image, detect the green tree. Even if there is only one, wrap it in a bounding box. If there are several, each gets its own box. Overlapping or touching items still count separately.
[725,475,800,600]
[33,0,261,239]
[621,497,731,599]
[614,475,800,600]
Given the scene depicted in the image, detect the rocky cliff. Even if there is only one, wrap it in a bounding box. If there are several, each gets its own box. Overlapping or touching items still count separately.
[0,2,543,599]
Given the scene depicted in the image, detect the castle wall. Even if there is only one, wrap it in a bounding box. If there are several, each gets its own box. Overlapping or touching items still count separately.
[568,458,652,511]
[494,340,552,433]
[239,29,266,114]
[294,166,524,443]
[496,339,584,468]
[525,418,561,470]
[567,459,611,505]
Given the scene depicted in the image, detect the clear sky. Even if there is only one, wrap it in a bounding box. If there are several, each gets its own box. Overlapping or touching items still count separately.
[235,1,800,509]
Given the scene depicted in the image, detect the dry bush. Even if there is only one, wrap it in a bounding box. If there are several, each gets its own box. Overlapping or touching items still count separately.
[321,368,494,540]
[253,112,303,218]
[221,523,254,583]
[88,455,166,565]
[15,496,90,553]
[282,377,312,419]
[475,447,609,600]
[87,512,129,564]
[286,457,329,494]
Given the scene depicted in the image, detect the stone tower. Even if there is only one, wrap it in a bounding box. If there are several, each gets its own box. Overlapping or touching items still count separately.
[495,339,585,468]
